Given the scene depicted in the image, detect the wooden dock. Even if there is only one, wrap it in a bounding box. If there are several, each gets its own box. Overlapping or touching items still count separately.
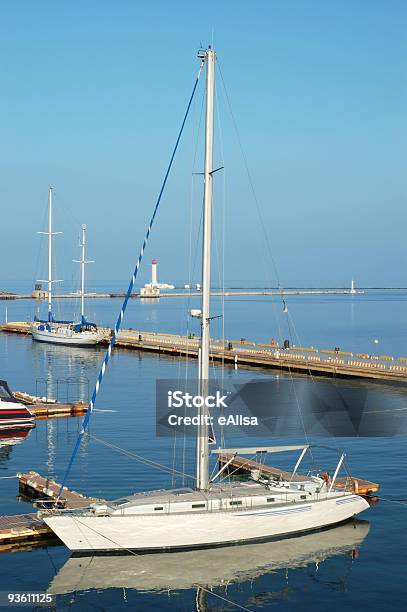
[0,322,32,334]
[2,321,407,382]
[18,471,102,509]
[218,454,380,497]
[0,472,103,551]
[14,391,87,420]
[0,513,57,551]
[29,403,87,419]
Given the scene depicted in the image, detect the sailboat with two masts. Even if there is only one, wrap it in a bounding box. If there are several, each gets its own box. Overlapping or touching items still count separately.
[43,47,372,553]
[31,187,101,347]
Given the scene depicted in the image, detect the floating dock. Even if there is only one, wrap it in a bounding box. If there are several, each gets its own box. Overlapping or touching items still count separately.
[29,403,87,419]
[0,473,103,551]
[18,471,102,509]
[2,322,407,382]
[217,454,380,498]
[14,391,87,420]
[0,322,32,334]
[0,513,57,551]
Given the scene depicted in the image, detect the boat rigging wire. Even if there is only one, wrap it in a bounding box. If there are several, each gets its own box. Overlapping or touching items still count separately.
[208,61,317,471]
[215,61,326,394]
[85,433,195,481]
[212,77,227,453]
[208,65,325,452]
[55,61,205,502]
[215,59,289,359]
[216,59,282,291]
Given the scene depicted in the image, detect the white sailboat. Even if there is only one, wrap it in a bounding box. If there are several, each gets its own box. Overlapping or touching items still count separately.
[43,47,371,553]
[31,188,101,347]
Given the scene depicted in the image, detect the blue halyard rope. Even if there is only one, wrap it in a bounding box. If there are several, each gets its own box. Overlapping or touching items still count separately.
[56,62,204,501]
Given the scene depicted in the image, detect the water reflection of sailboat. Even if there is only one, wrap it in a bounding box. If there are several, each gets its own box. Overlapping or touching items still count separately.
[34,343,100,478]
[31,338,102,368]
[49,520,369,595]
[31,341,101,403]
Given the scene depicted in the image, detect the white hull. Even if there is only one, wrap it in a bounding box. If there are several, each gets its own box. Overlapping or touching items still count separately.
[44,494,369,553]
[32,328,100,346]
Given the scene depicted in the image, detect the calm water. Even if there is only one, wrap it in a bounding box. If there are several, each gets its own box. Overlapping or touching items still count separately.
[0,291,406,611]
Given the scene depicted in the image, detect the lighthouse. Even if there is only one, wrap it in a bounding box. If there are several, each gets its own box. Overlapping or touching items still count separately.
[140,258,175,296]
[151,259,158,286]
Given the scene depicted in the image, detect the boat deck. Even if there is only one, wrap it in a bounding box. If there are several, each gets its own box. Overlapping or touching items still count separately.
[218,454,380,496]
[110,480,297,508]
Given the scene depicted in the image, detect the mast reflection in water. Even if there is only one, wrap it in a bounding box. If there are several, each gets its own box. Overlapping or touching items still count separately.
[31,341,101,404]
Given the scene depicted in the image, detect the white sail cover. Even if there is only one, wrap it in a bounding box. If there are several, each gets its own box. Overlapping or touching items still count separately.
[211,445,309,455]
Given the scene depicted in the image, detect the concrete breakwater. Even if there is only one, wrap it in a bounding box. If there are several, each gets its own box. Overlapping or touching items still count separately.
[0,289,364,300]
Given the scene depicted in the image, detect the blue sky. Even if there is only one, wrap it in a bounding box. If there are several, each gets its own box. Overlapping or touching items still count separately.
[0,1,406,287]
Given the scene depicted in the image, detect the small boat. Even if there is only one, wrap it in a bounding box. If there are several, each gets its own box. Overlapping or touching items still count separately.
[43,46,374,554]
[31,189,101,347]
[0,380,35,429]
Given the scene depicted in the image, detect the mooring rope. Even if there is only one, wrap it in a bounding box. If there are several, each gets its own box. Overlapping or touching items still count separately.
[379,497,407,506]
[55,60,204,502]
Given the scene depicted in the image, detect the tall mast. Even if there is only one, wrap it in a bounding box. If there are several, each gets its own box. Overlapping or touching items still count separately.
[38,186,62,322]
[48,187,53,319]
[196,47,215,491]
[80,225,86,322]
[73,224,93,324]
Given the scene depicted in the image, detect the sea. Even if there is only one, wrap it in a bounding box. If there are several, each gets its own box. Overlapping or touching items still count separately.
[0,286,406,611]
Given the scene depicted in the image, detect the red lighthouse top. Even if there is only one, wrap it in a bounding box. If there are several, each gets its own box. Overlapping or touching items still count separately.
[152,259,157,265]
